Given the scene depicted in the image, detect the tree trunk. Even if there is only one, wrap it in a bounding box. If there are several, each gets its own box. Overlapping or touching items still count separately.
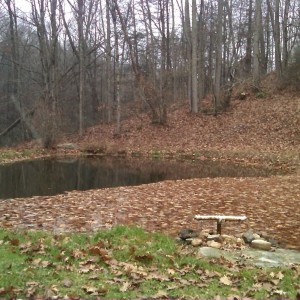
[112,3,121,135]
[245,0,253,75]
[78,0,85,136]
[106,0,112,122]
[282,0,291,70]
[214,0,223,111]
[184,0,192,110]
[198,0,205,104]
[253,0,262,88]
[274,0,282,78]
[191,0,198,113]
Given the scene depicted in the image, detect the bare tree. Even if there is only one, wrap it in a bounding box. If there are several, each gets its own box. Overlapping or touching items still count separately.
[253,0,262,88]
[214,0,223,112]
[191,0,198,113]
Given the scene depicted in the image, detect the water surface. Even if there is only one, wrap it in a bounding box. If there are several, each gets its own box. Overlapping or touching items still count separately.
[0,157,284,199]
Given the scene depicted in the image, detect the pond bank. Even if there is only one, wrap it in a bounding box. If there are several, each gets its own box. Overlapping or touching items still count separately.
[1,172,300,250]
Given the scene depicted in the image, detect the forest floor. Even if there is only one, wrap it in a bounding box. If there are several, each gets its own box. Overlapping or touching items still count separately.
[1,77,300,248]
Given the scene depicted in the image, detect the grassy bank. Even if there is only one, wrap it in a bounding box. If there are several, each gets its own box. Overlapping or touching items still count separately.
[0,226,299,299]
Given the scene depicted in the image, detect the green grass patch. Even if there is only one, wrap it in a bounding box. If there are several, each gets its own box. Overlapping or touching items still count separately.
[0,149,43,164]
[0,226,299,299]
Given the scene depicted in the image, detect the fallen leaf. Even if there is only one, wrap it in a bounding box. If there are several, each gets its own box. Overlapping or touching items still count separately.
[153,290,168,298]
[26,281,39,287]
[82,285,99,295]
[120,281,130,292]
[220,276,232,286]
[134,253,154,263]
[41,260,51,268]
[32,258,42,266]
[276,271,284,280]
[9,238,19,246]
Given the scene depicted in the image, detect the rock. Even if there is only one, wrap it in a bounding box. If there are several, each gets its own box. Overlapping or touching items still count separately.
[185,238,194,244]
[268,238,280,248]
[222,235,239,245]
[242,230,255,244]
[253,233,261,239]
[191,238,203,247]
[251,239,272,251]
[178,229,198,240]
[222,234,236,241]
[198,247,223,258]
[57,143,77,150]
[63,279,73,288]
[207,234,222,242]
[207,241,222,249]
[236,238,245,246]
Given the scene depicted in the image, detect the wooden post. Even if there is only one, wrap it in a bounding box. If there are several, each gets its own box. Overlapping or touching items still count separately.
[217,219,222,235]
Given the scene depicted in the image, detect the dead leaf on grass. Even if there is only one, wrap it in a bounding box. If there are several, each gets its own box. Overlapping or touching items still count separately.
[220,275,232,286]
[120,281,131,292]
[153,290,169,298]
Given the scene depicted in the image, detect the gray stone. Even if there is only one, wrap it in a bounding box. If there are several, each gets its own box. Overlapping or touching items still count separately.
[197,246,300,268]
[207,241,222,249]
[198,247,223,258]
[243,248,300,267]
[178,228,198,240]
[207,234,222,241]
[242,230,255,244]
[251,239,272,251]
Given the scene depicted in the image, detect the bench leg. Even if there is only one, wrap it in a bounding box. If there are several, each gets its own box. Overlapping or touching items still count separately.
[217,220,222,235]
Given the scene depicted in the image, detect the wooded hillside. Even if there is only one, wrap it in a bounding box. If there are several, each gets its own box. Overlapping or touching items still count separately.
[0,0,299,147]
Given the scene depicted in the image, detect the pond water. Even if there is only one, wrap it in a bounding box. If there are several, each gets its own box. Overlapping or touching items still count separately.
[0,157,284,200]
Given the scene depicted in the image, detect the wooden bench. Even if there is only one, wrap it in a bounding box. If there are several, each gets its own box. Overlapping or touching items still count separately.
[194,215,247,235]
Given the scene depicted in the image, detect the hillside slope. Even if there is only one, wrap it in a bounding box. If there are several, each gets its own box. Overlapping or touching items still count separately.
[76,91,299,169]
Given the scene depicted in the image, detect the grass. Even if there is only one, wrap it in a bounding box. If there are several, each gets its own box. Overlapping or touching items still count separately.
[0,226,299,299]
[0,149,42,164]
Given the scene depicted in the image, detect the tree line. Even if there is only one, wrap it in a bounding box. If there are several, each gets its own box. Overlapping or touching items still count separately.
[0,0,299,146]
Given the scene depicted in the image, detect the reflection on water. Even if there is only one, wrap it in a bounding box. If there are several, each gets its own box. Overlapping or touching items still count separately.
[0,157,284,199]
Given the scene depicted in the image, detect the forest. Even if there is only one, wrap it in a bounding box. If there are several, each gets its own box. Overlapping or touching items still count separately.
[0,0,299,147]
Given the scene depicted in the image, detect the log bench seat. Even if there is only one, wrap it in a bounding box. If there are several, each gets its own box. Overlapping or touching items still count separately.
[194,215,247,235]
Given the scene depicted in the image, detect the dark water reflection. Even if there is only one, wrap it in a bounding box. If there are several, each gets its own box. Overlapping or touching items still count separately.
[0,157,285,199]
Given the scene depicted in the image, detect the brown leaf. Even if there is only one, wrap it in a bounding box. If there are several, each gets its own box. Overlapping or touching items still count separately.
[82,285,107,296]
[153,290,168,299]
[26,281,39,287]
[120,281,131,292]
[32,258,42,266]
[82,285,99,295]
[220,276,232,286]
[9,238,20,246]
[41,260,51,268]
[89,274,100,280]
[134,253,154,263]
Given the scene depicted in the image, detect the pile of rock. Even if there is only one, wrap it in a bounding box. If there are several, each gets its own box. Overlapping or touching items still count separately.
[178,228,277,252]
[178,229,300,267]
[242,229,277,251]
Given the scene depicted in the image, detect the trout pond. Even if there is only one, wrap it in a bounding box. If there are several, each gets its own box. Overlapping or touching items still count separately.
[0,157,285,199]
